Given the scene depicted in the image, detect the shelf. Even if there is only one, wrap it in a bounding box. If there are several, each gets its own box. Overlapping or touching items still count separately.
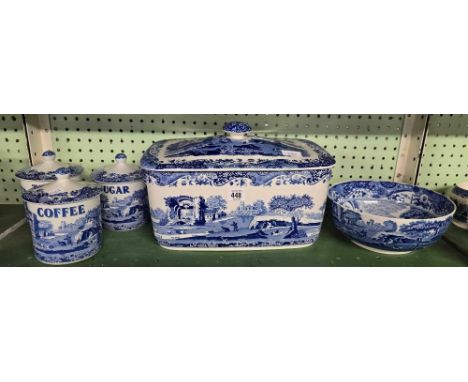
[0,204,25,234]
[0,204,466,266]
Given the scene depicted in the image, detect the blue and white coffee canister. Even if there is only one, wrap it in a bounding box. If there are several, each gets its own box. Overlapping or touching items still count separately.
[22,168,102,265]
[141,121,336,250]
[91,153,148,231]
[448,182,468,229]
[15,150,83,191]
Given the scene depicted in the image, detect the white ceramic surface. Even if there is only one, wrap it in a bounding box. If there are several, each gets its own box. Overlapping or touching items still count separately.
[141,122,336,250]
[329,181,456,254]
[448,181,468,229]
[91,153,148,231]
[22,170,102,265]
[15,150,83,191]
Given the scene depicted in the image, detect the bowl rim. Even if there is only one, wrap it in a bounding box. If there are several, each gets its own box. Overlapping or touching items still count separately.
[328,179,456,222]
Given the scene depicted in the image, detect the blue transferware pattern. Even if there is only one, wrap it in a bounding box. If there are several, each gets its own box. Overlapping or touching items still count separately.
[163,137,311,158]
[151,193,326,249]
[143,169,333,187]
[328,181,455,254]
[25,204,102,264]
[91,153,142,183]
[100,187,148,231]
[92,172,142,183]
[223,121,252,134]
[15,150,83,181]
[23,185,101,204]
[22,170,102,264]
[43,150,55,157]
[91,153,149,231]
[142,121,335,250]
[140,130,336,171]
[452,186,468,198]
[453,203,468,224]
[23,168,101,204]
[449,182,468,228]
[146,169,331,249]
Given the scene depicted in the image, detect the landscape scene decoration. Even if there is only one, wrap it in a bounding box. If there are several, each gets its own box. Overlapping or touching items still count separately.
[329,181,455,252]
[101,188,148,230]
[25,204,102,263]
[141,136,336,170]
[151,194,325,249]
[331,204,452,252]
[164,136,311,158]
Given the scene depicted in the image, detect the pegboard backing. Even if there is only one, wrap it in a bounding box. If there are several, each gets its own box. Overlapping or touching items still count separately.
[417,115,468,192]
[50,114,405,183]
[0,115,29,204]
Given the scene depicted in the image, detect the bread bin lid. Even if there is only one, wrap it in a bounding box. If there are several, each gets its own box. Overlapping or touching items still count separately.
[91,153,142,183]
[15,150,83,181]
[22,168,101,205]
[141,122,336,171]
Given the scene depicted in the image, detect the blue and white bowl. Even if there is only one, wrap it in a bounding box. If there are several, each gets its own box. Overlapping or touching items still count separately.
[22,168,102,265]
[448,181,468,229]
[91,153,149,231]
[328,181,456,255]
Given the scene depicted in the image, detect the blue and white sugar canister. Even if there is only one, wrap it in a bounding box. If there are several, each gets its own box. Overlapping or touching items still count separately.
[448,181,468,229]
[22,168,102,265]
[91,153,148,231]
[141,121,336,250]
[15,150,83,191]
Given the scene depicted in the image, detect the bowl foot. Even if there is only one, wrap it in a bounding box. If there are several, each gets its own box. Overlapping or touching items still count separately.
[351,240,413,255]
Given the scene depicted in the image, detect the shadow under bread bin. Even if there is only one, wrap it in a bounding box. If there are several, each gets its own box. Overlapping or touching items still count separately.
[140,121,336,251]
[90,153,148,231]
[15,150,83,191]
[22,168,102,265]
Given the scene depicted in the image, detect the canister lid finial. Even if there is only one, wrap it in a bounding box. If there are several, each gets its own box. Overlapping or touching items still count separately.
[42,150,56,161]
[54,167,72,180]
[115,153,127,162]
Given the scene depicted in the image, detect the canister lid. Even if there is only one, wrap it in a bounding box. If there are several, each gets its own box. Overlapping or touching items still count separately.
[140,122,336,172]
[452,182,468,197]
[90,153,142,183]
[22,168,101,204]
[15,150,83,181]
